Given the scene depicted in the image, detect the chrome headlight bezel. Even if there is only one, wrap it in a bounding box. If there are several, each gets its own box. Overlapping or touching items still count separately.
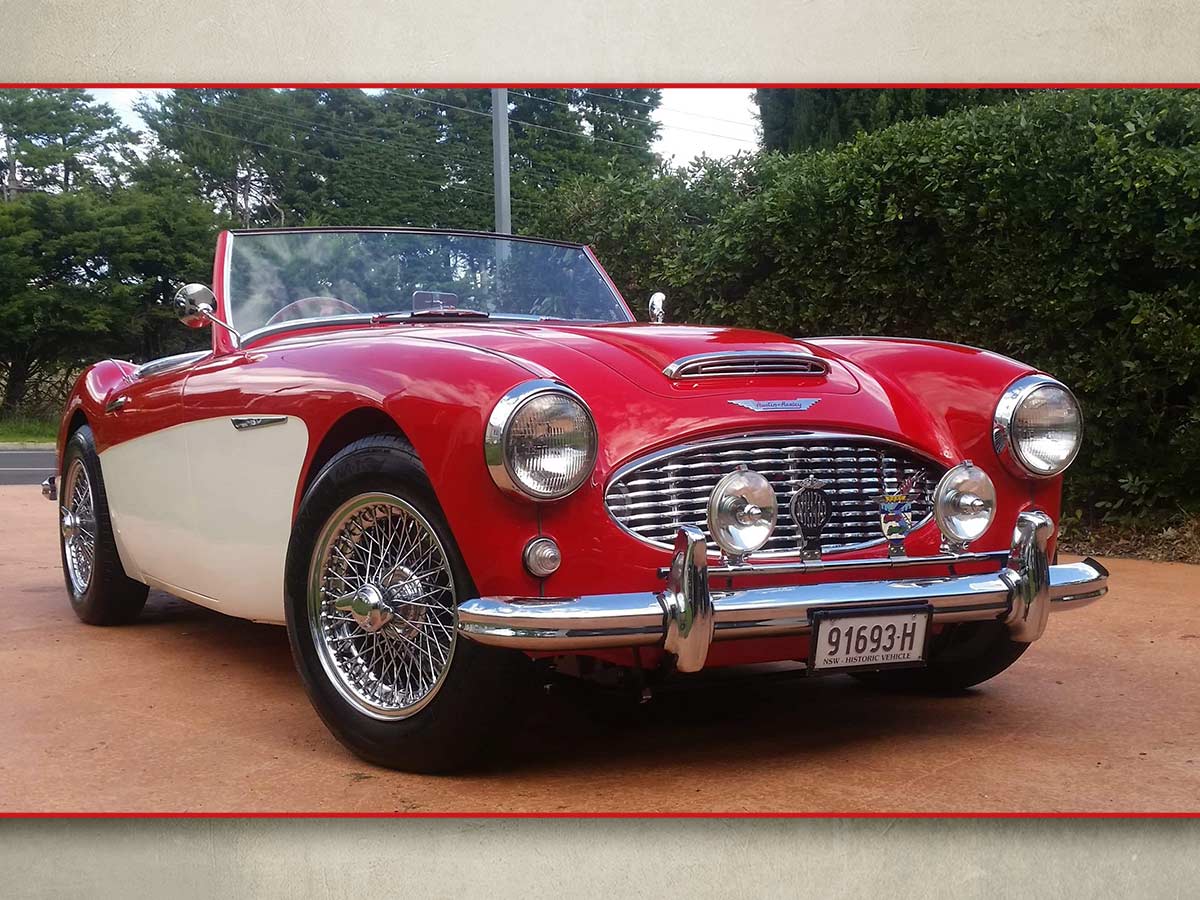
[993,375,1083,479]
[485,379,598,501]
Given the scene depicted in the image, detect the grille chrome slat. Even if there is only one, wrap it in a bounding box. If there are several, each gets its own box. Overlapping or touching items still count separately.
[605,433,944,556]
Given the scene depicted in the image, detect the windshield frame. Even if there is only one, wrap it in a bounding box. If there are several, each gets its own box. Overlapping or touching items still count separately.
[220,227,635,345]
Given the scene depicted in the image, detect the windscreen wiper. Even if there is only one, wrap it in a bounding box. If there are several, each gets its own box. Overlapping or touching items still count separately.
[373,309,490,323]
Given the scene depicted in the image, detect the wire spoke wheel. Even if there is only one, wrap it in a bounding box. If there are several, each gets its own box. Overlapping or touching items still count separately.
[307,492,458,720]
[61,458,97,595]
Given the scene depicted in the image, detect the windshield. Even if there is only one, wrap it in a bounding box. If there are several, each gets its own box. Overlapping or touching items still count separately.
[224,229,631,336]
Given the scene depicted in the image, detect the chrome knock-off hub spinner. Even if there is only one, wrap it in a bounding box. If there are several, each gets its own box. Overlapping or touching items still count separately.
[60,509,83,541]
[334,583,393,633]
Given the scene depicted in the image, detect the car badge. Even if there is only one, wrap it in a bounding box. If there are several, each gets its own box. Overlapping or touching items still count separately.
[790,477,832,560]
[728,398,821,412]
[877,472,923,557]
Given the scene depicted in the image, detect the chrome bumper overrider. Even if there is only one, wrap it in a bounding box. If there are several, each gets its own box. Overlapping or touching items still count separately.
[456,511,1109,673]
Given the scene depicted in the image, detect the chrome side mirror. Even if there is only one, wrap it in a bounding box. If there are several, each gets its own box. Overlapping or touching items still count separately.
[170,283,243,346]
[648,292,666,324]
[174,283,218,329]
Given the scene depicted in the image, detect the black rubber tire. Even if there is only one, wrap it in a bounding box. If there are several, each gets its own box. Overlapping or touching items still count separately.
[851,620,1030,693]
[284,434,530,773]
[60,425,149,625]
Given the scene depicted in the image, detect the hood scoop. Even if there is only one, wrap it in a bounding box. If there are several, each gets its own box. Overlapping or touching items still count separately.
[663,350,829,380]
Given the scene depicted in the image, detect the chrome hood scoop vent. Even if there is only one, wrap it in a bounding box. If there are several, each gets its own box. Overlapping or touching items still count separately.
[663,350,829,380]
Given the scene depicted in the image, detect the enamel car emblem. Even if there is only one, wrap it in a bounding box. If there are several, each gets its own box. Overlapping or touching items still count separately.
[877,473,923,557]
[790,478,832,560]
[728,398,821,412]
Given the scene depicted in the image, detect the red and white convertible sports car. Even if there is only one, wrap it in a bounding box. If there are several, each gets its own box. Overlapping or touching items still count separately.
[47,227,1108,772]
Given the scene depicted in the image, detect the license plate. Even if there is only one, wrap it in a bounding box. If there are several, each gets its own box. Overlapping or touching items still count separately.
[809,608,931,672]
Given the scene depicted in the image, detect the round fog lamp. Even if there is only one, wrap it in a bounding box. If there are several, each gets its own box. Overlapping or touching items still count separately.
[934,461,996,547]
[707,469,778,558]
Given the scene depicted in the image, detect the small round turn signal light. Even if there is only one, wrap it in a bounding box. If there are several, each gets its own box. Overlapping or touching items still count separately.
[523,537,562,577]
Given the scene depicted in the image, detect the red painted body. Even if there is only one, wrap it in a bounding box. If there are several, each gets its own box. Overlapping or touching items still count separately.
[58,230,1063,669]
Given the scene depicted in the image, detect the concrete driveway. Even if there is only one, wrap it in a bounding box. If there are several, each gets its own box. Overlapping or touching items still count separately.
[1,484,1197,813]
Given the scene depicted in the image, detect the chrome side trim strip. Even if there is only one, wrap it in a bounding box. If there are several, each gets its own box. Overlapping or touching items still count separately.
[133,350,209,380]
[231,415,288,431]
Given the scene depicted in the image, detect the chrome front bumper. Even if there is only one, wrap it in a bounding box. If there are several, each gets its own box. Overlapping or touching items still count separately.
[457,511,1109,673]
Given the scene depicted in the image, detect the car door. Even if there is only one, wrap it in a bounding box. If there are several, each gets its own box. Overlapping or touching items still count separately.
[174,350,311,624]
[96,357,199,587]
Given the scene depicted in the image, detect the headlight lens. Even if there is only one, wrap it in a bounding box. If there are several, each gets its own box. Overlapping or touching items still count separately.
[486,381,597,500]
[995,376,1082,477]
[707,469,777,558]
[933,461,996,546]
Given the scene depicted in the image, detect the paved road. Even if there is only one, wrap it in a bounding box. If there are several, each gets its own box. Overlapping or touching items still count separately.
[0,483,1196,813]
[0,449,55,486]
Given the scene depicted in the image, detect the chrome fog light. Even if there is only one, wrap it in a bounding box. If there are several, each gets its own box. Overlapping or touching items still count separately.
[934,461,996,547]
[707,469,777,559]
[523,537,562,577]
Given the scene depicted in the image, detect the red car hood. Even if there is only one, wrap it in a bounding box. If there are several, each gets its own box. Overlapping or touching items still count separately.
[261,317,1032,480]
[402,321,862,397]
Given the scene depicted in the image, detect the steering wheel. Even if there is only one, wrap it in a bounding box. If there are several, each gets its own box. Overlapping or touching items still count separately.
[265,296,361,326]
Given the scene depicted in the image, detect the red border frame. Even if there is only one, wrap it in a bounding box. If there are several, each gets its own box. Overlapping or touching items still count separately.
[4,81,1200,88]
[3,812,1198,819]
[5,80,1194,819]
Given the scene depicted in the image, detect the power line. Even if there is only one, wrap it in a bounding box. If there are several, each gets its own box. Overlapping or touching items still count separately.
[577,88,759,130]
[166,119,539,208]
[201,94,591,192]
[509,89,757,145]
[204,96,496,173]
[385,90,657,155]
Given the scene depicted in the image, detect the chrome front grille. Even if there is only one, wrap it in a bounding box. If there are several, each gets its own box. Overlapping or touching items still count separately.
[604,433,943,556]
[663,351,829,379]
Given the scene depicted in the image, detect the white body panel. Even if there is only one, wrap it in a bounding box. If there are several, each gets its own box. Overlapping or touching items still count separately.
[99,424,190,586]
[100,415,309,624]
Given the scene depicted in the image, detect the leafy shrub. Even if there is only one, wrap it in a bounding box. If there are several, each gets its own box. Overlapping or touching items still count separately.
[531,90,1200,517]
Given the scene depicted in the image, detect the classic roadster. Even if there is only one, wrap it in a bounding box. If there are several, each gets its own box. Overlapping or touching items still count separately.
[46,227,1108,772]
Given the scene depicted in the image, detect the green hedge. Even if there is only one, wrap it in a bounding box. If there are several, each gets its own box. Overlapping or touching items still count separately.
[530,90,1200,520]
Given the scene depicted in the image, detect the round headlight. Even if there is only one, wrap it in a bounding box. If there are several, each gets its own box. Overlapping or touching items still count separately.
[934,461,996,547]
[707,469,778,559]
[994,376,1082,478]
[485,381,598,500]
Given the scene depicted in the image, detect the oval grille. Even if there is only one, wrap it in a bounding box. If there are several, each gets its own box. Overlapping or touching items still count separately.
[664,351,828,379]
[604,433,943,556]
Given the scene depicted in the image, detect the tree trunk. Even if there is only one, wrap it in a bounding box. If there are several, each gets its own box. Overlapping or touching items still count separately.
[3,134,17,202]
[1,355,32,415]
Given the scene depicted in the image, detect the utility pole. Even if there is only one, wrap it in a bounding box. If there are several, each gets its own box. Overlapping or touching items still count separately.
[491,87,512,234]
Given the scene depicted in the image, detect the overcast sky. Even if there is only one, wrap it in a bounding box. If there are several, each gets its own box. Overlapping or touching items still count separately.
[89,87,760,165]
